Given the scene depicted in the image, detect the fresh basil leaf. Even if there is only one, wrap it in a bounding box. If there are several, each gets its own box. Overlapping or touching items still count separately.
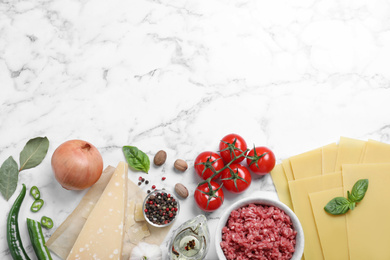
[19,137,49,172]
[0,156,19,200]
[123,146,150,173]
[324,197,351,215]
[349,201,356,210]
[349,179,369,203]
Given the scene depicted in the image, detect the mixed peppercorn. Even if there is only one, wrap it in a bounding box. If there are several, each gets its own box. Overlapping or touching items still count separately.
[144,191,178,225]
[138,175,167,194]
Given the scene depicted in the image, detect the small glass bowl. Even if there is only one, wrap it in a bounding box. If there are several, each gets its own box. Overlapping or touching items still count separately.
[142,189,180,228]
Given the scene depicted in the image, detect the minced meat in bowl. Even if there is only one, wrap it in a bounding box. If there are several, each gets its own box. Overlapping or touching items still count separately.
[215,197,304,260]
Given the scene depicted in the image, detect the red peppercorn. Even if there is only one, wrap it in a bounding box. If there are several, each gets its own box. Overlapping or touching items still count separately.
[166,208,169,211]
[139,176,142,181]
[167,194,171,198]
[162,177,166,181]
[169,213,173,218]
[144,209,148,212]
[152,185,156,189]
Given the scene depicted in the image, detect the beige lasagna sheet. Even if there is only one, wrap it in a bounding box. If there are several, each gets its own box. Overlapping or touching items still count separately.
[309,187,348,260]
[270,164,293,210]
[361,139,390,163]
[289,148,322,179]
[288,173,342,260]
[342,164,390,260]
[334,137,366,171]
[282,159,294,181]
[321,143,338,174]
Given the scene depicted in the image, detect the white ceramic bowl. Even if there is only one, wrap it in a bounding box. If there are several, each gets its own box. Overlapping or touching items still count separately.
[215,197,304,260]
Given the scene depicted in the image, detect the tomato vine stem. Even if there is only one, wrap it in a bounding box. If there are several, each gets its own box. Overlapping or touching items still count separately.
[198,148,249,186]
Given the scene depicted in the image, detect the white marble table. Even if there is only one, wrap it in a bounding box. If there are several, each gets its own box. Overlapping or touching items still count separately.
[2,0,390,259]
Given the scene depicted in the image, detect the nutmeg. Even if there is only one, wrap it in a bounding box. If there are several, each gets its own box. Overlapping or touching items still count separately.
[175,183,189,199]
[174,159,188,172]
[154,150,167,166]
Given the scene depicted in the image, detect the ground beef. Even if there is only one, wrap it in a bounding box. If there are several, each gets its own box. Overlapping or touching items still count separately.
[220,203,297,260]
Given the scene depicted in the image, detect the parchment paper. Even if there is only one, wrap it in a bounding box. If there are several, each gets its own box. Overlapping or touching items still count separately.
[46,165,174,260]
[121,178,175,259]
[46,166,116,259]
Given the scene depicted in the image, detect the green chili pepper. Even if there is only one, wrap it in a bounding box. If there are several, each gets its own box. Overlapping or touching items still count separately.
[30,186,40,200]
[30,199,44,212]
[40,216,53,229]
[26,218,53,260]
[7,184,31,260]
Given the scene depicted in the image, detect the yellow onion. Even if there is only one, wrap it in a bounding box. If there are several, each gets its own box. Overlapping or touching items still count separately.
[51,140,103,190]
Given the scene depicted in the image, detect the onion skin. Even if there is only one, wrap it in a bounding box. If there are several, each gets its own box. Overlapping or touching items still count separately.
[51,140,103,190]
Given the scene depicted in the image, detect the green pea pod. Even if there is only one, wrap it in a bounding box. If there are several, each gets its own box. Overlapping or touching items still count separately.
[40,216,53,229]
[26,218,53,260]
[7,184,31,260]
[30,186,40,200]
[30,199,44,212]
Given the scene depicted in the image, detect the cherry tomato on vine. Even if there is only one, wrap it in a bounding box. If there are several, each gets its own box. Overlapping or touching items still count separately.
[219,134,248,164]
[246,146,275,175]
[194,181,224,212]
[221,164,252,193]
[194,151,224,180]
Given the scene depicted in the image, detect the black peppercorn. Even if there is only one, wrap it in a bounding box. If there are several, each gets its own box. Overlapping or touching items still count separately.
[144,191,178,225]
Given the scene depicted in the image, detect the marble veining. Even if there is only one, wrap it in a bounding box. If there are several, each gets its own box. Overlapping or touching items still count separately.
[2,0,390,259]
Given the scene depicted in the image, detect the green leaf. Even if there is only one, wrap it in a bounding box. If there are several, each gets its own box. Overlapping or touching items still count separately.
[0,156,19,200]
[324,179,369,216]
[349,201,356,211]
[19,137,49,172]
[122,146,150,173]
[324,197,351,215]
[348,179,369,203]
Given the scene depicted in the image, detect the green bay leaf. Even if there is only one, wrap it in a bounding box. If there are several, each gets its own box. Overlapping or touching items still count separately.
[0,156,19,200]
[19,136,49,172]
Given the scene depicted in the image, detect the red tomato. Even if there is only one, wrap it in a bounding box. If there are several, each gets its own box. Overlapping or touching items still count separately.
[246,146,276,175]
[221,164,252,193]
[194,181,224,212]
[219,134,248,164]
[194,151,224,180]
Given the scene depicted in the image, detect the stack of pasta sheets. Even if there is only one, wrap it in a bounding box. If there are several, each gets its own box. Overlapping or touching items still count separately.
[270,137,390,260]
